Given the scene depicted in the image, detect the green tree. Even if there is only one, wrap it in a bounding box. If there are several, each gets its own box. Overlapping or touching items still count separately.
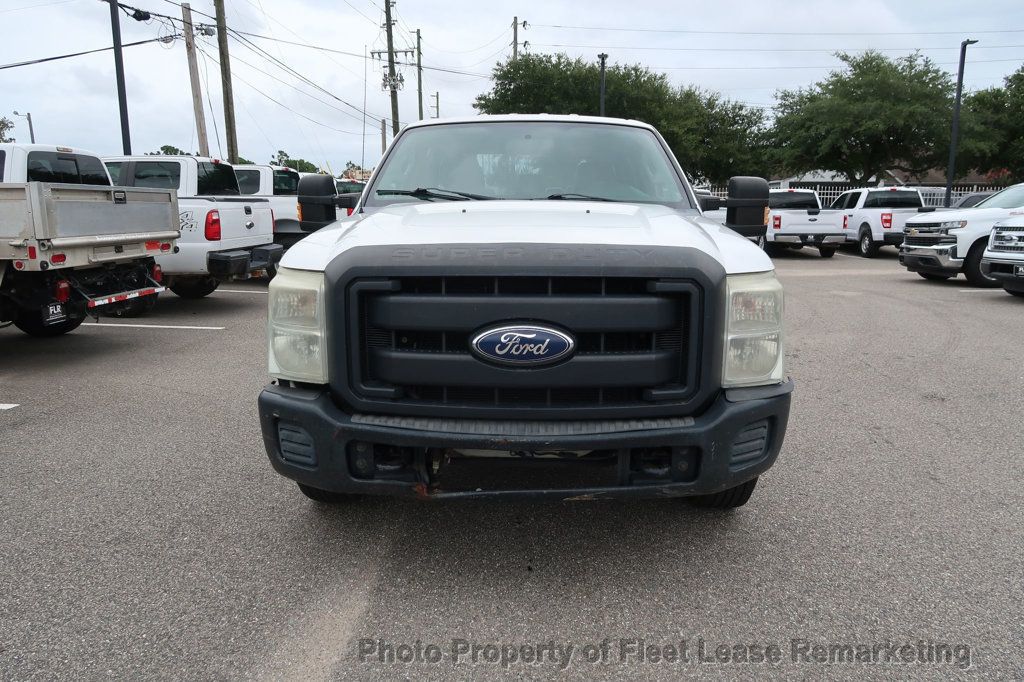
[961,66,1024,182]
[474,53,770,183]
[0,116,14,143]
[772,51,954,183]
[236,155,254,165]
[271,150,320,173]
[147,144,190,156]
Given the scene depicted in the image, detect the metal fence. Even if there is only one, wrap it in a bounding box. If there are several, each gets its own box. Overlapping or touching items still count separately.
[704,183,1001,207]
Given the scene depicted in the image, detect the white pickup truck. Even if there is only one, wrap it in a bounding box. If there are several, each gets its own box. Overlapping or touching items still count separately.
[104,156,282,299]
[761,189,845,258]
[233,164,303,250]
[901,183,1024,286]
[982,215,1024,297]
[257,114,792,510]
[0,144,179,336]
[828,187,925,257]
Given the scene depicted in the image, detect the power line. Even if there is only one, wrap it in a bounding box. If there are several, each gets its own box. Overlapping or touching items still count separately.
[0,36,175,70]
[1,0,78,12]
[532,43,1024,53]
[649,57,1024,70]
[532,23,1024,36]
[421,28,510,55]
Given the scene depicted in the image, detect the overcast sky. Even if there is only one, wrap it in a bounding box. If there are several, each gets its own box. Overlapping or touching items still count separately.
[2,0,1022,171]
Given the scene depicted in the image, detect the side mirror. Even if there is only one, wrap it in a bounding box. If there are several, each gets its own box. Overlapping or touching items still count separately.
[698,194,722,212]
[298,174,339,232]
[723,176,770,238]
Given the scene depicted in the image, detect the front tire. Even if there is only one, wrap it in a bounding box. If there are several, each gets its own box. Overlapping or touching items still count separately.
[169,277,220,299]
[858,228,880,258]
[918,272,951,281]
[297,483,358,505]
[963,241,1000,288]
[688,478,758,509]
[13,310,85,337]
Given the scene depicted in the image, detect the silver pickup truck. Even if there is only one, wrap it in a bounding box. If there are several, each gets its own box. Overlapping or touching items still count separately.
[0,144,180,336]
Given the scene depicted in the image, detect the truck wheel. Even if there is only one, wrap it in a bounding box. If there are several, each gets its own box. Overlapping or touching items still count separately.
[297,483,357,504]
[688,477,758,509]
[963,241,1001,288]
[818,247,836,258]
[918,272,951,281]
[858,227,880,258]
[170,277,220,299]
[107,293,158,318]
[13,311,85,337]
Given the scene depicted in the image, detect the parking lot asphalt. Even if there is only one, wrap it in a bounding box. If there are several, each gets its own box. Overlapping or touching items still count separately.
[2,247,1022,680]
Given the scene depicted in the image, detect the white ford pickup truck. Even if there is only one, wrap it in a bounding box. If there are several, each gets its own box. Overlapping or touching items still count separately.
[233,164,303,250]
[104,156,282,299]
[761,189,845,258]
[900,183,1024,287]
[828,187,925,257]
[257,115,792,510]
[0,144,179,336]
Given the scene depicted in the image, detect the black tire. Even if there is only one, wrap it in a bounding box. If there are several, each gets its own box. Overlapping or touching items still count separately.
[106,293,158,318]
[1005,289,1024,298]
[858,227,880,258]
[818,247,836,258]
[918,272,951,281]
[963,241,1001,288]
[688,477,758,509]
[755,235,767,251]
[265,263,278,280]
[297,483,357,504]
[169,277,220,299]
[13,310,85,337]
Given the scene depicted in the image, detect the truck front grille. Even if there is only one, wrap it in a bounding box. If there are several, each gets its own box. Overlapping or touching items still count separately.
[346,276,703,417]
[904,234,955,247]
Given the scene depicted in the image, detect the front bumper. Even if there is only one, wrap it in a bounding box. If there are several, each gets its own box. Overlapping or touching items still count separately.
[982,256,1024,291]
[882,232,905,246]
[257,381,793,501]
[899,244,962,274]
[773,234,845,246]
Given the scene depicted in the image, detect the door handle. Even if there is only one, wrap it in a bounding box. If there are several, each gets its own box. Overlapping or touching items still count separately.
[245,221,255,229]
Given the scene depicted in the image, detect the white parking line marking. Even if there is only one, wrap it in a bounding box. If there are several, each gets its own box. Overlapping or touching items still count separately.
[217,289,268,294]
[0,404,19,410]
[83,323,225,330]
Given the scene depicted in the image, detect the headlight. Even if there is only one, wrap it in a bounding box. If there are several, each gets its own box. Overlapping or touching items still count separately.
[723,271,785,388]
[939,220,967,230]
[268,267,327,383]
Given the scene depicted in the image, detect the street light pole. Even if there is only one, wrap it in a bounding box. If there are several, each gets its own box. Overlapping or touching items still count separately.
[598,53,608,116]
[13,111,35,143]
[944,38,978,208]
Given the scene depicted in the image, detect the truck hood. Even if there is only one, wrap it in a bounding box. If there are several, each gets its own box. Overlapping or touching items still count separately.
[907,206,1024,226]
[281,201,772,275]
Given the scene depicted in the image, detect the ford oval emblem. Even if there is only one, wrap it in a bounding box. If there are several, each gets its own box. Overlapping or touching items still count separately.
[470,324,575,366]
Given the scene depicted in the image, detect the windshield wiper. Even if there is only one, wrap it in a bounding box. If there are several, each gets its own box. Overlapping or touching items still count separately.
[376,187,494,201]
[543,193,615,202]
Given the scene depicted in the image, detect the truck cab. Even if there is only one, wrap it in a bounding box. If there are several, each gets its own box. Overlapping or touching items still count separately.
[233,164,303,249]
[258,115,791,509]
[104,155,282,299]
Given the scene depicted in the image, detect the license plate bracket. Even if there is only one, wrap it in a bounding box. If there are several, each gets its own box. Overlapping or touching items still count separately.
[1015,265,1024,277]
[42,302,67,326]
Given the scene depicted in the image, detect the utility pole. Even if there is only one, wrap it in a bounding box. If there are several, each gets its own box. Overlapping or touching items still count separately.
[431,92,439,119]
[944,38,979,208]
[13,111,35,144]
[512,17,527,59]
[213,0,238,162]
[181,3,210,156]
[381,118,387,153]
[383,0,400,136]
[416,29,423,120]
[107,0,131,153]
[598,53,608,117]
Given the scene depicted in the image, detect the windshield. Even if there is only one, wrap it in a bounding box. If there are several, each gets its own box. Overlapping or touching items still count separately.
[863,190,922,208]
[975,184,1024,209]
[365,121,690,208]
[769,192,818,210]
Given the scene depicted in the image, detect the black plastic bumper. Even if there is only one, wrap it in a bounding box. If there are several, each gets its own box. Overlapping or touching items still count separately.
[257,381,793,501]
[208,243,283,278]
[882,233,905,245]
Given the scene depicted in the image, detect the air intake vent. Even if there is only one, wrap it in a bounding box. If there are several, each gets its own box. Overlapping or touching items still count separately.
[278,423,316,467]
[729,419,770,470]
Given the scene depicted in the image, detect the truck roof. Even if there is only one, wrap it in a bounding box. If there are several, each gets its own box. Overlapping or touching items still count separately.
[770,188,815,194]
[0,143,103,157]
[402,113,656,132]
[103,155,232,166]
